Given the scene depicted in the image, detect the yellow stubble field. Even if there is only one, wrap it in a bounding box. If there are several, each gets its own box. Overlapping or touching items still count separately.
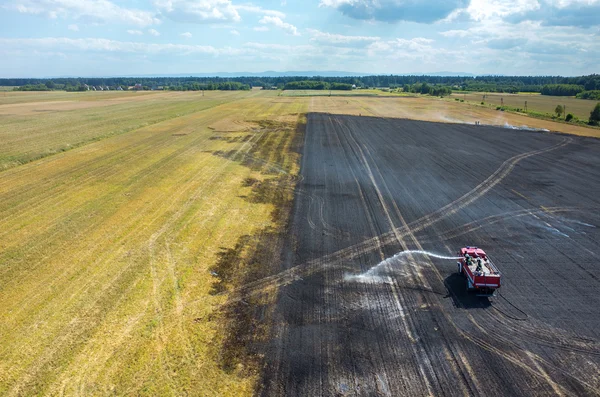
[0,90,305,396]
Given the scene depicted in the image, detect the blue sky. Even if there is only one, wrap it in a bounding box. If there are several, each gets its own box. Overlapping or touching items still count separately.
[0,0,598,77]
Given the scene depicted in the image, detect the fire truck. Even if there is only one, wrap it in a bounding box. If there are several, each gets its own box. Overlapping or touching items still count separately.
[457,246,501,297]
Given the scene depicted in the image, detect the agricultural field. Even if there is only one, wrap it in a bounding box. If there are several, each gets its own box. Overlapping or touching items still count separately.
[308,95,600,138]
[1,90,599,396]
[451,92,598,121]
[0,90,305,395]
[280,89,407,97]
[0,91,249,170]
[260,113,600,395]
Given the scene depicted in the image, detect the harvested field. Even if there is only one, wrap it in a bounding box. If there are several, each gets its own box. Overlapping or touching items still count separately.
[280,89,403,97]
[309,95,600,138]
[259,113,600,396]
[2,90,600,396]
[452,92,597,121]
[0,92,306,396]
[0,91,256,170]
[0,90,170,106]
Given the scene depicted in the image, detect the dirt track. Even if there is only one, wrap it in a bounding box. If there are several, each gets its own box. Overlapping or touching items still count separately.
[259,114,600,396]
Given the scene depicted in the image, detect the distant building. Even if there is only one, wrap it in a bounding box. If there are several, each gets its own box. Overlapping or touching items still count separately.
[134,83,143,90]
[116,86,123,91]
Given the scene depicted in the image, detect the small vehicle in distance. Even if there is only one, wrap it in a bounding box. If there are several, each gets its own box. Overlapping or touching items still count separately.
[457,246,501,297]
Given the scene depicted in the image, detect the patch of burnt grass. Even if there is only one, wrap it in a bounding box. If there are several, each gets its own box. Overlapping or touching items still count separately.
[241,177,260,187]
[209,134,254,143]
[208,116,305,380]
[210,119,298,174]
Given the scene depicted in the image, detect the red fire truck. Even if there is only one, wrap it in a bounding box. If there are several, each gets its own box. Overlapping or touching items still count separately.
[457,246,501,296]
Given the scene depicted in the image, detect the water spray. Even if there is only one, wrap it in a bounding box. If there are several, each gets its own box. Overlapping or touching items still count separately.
[345,250,461,283]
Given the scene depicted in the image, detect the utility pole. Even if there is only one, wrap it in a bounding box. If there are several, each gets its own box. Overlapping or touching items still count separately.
[525,101,528,112]
[564,104,566,119]
[501,97,504,107]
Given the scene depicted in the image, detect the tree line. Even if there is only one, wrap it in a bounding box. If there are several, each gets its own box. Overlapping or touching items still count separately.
[540,84,584,96]
[403,83,452,96]
[3,74,599,93]
[283,81,353,90]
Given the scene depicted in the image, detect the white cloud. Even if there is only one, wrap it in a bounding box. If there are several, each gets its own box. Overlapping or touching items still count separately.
[155,0,241,23]
[462,0,540,21]
[68,24,79,31]
[308,29,380,46]
[235,4,286,18]
[368,37,435,54]
[7,0,160,26]
[180,32,192,38]
[253,26,269,31]
[148,28,160,36]
[319,0,469,23]
[0,37,246,56]
[439,29,470,38]
[127,29,143,35]
[230,29,240,35]
[259,15,299,36]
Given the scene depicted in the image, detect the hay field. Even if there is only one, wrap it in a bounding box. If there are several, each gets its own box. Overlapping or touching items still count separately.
[0,90,306,396]
[0,91,252,170]
[0,90,167,105]
[280,89,407,97]
[451,92,597,120]
[1,89,598,396]
[309,95,600,137]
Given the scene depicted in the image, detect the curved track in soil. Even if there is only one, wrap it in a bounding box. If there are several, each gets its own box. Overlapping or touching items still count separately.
[259,114,600,396]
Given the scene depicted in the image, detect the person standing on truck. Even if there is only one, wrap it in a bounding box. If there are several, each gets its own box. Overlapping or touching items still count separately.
[464,252,472,267]
[476,258,483,273]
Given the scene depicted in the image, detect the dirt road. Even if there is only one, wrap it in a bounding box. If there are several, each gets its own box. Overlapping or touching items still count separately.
[259,114,600,396]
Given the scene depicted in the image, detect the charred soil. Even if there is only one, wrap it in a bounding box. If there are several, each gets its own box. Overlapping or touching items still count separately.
[259,114,600,396]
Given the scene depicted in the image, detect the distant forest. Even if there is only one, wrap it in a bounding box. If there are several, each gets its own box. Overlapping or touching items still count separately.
[2,74,599,96]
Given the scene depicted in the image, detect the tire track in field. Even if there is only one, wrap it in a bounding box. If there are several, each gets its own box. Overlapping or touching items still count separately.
[0,91,262,220]
[0,96,256,235]
[259,114,580,395]
[46,115,276,394]
[4,119,269,395]
[232,133,572,302]
[0,131,214,305]
[333,115,437,395]
[353,127,574,396]
[0,98,273,283]
[0,133,212,365]
[412,207,597,244]
[0,100,269,344]
[342,116,477,395]
[142,126,269,388]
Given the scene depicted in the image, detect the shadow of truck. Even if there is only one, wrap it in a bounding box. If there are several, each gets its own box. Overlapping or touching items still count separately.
[444,272,492,309]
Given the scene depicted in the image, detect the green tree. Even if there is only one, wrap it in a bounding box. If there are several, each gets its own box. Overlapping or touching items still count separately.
[555,104,564,118]
[589,103,600,126]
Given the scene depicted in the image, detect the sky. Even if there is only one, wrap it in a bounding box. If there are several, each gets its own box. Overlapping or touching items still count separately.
[0,0,599,77]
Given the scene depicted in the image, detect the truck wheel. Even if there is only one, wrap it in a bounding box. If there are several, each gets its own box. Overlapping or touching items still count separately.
[457,263,462,275]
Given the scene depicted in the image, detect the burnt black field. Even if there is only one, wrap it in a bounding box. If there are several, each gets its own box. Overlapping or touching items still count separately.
[257,114,600,396]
